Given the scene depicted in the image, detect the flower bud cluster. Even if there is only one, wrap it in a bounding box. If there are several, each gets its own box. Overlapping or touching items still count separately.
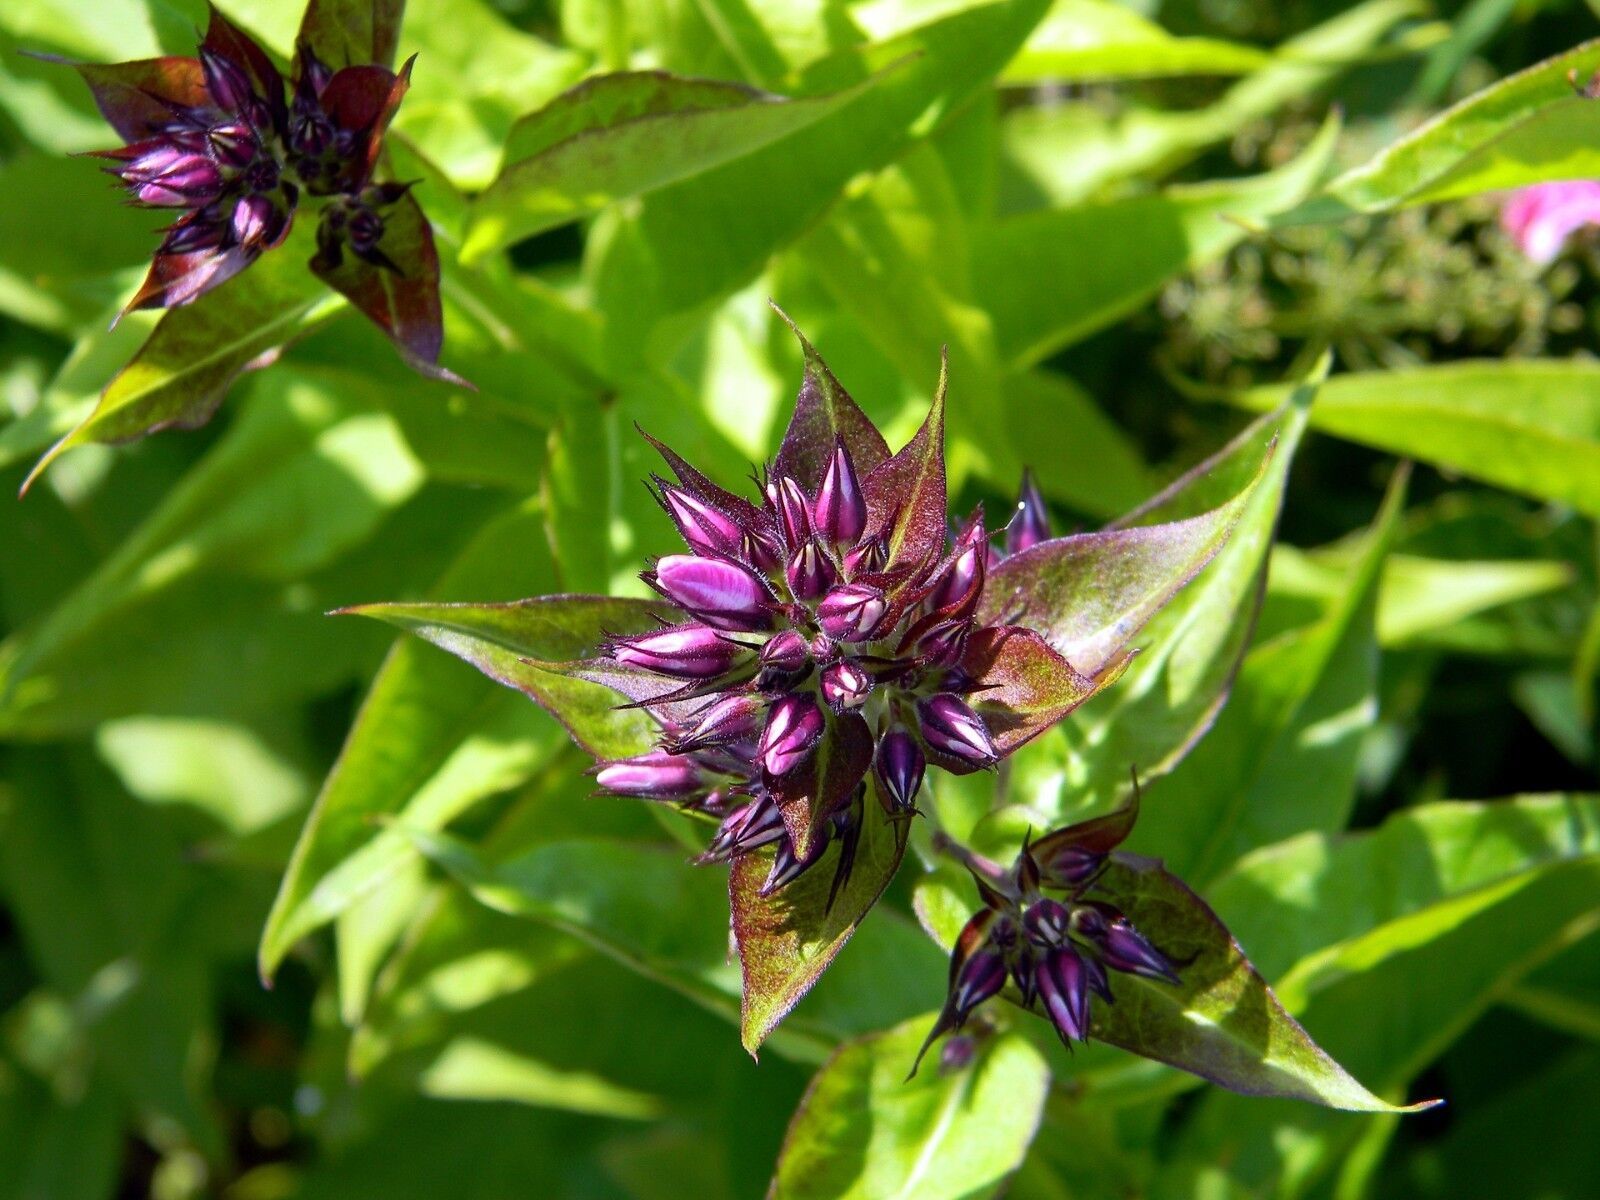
[592,435,1058,897]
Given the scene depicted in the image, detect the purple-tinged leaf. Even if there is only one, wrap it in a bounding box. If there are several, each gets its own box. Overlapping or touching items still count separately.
[960,625,1130,759]
[339,595,666,760]
[298,0,405,72]
[1085,852,1439,1112]
[771,304,891,493]
[732,789,909,1054]
[122,244,260,315]
[770,711,874,860]
[311,189,446,378]
[977,437,1274,676]
[639,429,771,532]
[320,57,412,185]
[201,3,285,118]
[64,57,209,141]
[1029,790,1138,864]
[862,350,948,574]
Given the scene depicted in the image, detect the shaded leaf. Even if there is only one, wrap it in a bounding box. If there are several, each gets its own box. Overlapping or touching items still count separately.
[962,624,1128,757]
[861,352,947,572]
[770,1014,1050,1200]
[770,304,891,492]
[298,0,404,71]
[732,794,910,1054]
[65,55,207,142]
[463,70,879,261]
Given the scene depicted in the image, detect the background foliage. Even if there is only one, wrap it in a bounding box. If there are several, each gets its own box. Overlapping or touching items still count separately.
[1,0,1598,1196]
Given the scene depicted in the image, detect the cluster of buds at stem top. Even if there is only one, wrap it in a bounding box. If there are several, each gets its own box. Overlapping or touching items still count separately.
[590,417,1063,900]
[913,783,1179,1073]
[69,5,419,312]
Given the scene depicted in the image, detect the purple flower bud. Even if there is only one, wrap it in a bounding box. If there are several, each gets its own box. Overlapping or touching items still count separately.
[916,618,970,666]
[594,750,706,799]
[609,623,743,679]
[659,484,743,557]
[917,694,998,768]
[760,836,820,895]
[230,193,278,246]
[298,43,334,96]
[1022,898,1073,948]
[200,49,256,114]
[123,146,223,207]
[760,695,825,777]
[1043,845,1105,888]
[742,528,783,573]
[772,476,813,547]
[1007,471,1051,555]
[208,122,258,168]
[927,542,984,613]
[702,797,785,861]
[786,540,835,601]
[758,629,809,682]
[348,206,385,256]
[1011,950,1038,1007]
[1082,952,1114,1002]
[669,694,764,753]
[874,729,925,813]
[938,1035,976,1074]
[951,948,1007,1020]
[813,440,867,546]
[1037,946,1091,1043]
[1098,917,1180,984]
[654,554,773,631]
[842,533,887,578]
[161,215,227,254]
[817,584,888,642]
[820,659,872,712]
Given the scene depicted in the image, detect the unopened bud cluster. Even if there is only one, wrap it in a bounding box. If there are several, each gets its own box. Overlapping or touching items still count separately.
[594,432,1056,897]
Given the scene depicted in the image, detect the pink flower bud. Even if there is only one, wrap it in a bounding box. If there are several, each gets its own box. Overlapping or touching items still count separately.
[772,475,813,547]
[813,440,866,546]
[1037,946,1091,1043]
[927,542,984,614]
[843,533,887,578]
[654,554,773,631]
[917,694,997,768]
[758,629,809,678]
[230,193,278,246]
[594,750,706,798]
[669,693,764,752]
[609,623,743,679]
[658,483,742,557]
[817,584,887,642]
[760,694,824,777]
[820,659,872,712]
[786,540,835,600]
[200,48,256,114]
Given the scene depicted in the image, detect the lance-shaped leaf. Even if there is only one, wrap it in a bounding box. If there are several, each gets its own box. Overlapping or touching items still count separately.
[339,595,665,760]
[1083,854,1438,1112]
[732,792,910,1055]
[298,0,404,72]
[1273,37,1600,223]
[978,427,1274,679]
[311,188,449,380]
[771,712,874,861]
[63,56,208,141]
[770,1014,1050,1200]
[770,304,891,493]
[23,228,338,494]
[961,625,1130,758]
[462,70,881,262]
[862,351,948,574]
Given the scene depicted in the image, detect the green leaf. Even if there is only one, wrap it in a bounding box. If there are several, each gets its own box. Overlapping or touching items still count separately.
[259,504,592,980]
[732,796,910,1054]
[297,0,403,70]
[1208,360,1600,517]
[22,226,339,492]
[1276,38,1600,222]
[1135,467,1406,884]
[340,594,664,759]
[0,1062,120,1200]
[1084,854,1435,1112]
[769,1014,1050,1200]
[1002,0,1270,83]
[585,0,1050,359]
[463,71,878,262]
[977,114,1338,367]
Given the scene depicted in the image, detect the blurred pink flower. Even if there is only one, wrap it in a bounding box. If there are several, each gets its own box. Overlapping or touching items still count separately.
[1500,180,1600,263]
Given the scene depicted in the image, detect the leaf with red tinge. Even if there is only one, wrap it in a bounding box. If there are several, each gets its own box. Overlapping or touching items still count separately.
[1085,852,1441,1112]
[311,188,450,380]
[61,56,208,141]
[298,0,405,71]
[122,245,260,315]
[321,57,414,186]
[771,711,874,860]
[339,595,667,761]
[862,350,948,574]
[977,438,1274,676]
[960,625,1130,759]
[732,790,909,1054]
[771,303,890,492]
